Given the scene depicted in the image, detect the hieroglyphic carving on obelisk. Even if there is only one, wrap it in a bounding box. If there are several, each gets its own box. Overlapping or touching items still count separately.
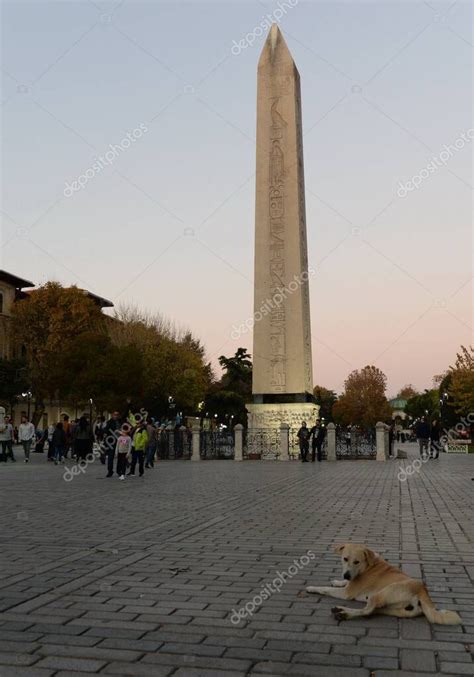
[248,24,316,431]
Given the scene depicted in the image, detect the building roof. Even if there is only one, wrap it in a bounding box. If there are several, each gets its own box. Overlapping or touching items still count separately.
[389,398,407,410]
[0,270,35,289]
[82,290,114,308]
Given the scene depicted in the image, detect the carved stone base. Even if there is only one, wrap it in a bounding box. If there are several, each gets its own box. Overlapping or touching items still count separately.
[246,402,320,431]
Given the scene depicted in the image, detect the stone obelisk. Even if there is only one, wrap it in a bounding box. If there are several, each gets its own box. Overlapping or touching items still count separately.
[247,24,318,431]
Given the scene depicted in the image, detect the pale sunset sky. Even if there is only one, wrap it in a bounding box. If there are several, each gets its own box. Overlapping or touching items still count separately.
[1,0,472,396]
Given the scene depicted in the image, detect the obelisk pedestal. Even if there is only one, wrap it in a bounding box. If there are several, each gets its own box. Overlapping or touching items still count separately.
[247,24,318,433]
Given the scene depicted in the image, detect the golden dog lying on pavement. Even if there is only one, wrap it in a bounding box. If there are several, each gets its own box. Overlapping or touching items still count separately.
[306,543,461,625]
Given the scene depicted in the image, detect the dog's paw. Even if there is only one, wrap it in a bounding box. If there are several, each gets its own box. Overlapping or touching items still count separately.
[306,586,321,594]
[331,606,348,621]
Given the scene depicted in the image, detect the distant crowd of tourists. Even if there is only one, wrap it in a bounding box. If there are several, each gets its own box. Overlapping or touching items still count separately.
[0,409,451,467]
[0,407,187,479]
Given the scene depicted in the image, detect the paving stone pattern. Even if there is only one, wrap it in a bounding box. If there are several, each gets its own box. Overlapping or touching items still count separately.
[0,443,473,676]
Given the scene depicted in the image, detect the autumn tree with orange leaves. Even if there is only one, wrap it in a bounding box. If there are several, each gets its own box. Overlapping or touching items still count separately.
[332,365,392,428]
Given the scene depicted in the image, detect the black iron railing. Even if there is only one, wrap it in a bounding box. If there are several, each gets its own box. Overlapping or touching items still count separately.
[243,428,280,460]
[200,430,235,459]
[156,428,192,460]
[336,427,376,459]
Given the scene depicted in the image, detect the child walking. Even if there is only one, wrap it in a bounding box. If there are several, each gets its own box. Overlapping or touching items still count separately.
[116,428,132,480]
[129,422,147,476]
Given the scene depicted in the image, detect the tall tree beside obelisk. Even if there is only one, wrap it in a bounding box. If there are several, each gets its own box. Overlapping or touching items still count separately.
[247,24,318,431]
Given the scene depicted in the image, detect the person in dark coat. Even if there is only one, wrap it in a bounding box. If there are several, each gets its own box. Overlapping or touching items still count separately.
[415,417,430,459]
[297,422,310,462]
[430,419,441,459]
[73,416,94,462]
[388,422,395,458]
[52,422,67,465]
[310,420,326,462]
[104,411,122,477]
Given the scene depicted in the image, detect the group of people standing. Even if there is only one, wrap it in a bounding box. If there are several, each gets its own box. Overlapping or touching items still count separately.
[48,416,94,464]
[296,420,326,462]
[16,414,94,465]
[100,411,164,480]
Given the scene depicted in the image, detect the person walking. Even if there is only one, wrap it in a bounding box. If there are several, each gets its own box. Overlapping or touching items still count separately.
[104,411,122,477]
[95,416,106,444]
[116,428,132,481]
[52,422,67,465]
[3,416,16,462]
[0,415,15,462]
[19,415,35,463]
[73,416,94,462]
[297,421,310,462]
[388,422,395,459]
[62,415,72,459]
[415,416,430,460]
[129,422,147,476]
[145,418,157,468]
[47,422,55,461]
[310,419,326,462]
[430,419,441,459]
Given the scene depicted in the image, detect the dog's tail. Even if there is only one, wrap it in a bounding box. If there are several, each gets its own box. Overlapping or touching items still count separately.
[418,586,461,625]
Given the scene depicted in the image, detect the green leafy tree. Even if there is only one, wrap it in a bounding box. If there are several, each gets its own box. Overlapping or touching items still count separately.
[448,345,474,416]
[404,390,439,420]
[218,347,252,397]
[0,358,30,411]
[332,365,392,428]
[437,372,457,429]
[109,306,211,417]
[56,332,145,413]
[313,385,337,422]
[203,348,253,425]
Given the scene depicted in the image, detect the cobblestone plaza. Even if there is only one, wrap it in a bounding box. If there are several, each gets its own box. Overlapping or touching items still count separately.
[0,445,473,676]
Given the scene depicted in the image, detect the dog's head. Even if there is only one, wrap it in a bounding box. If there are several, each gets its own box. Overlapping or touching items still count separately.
[334,543,378,581]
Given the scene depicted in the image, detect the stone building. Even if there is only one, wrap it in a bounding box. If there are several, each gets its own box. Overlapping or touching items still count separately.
[0,270,35,360]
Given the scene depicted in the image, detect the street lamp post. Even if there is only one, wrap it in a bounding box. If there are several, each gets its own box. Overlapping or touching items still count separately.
[168,396,175,423]
[21,391,32,419]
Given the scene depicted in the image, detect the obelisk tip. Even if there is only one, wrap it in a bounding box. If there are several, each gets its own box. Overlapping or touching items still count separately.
[270,23,279,52]
[258,23,296,71]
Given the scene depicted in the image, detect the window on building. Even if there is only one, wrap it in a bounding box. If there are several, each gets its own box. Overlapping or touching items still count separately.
[0,292,3,314]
